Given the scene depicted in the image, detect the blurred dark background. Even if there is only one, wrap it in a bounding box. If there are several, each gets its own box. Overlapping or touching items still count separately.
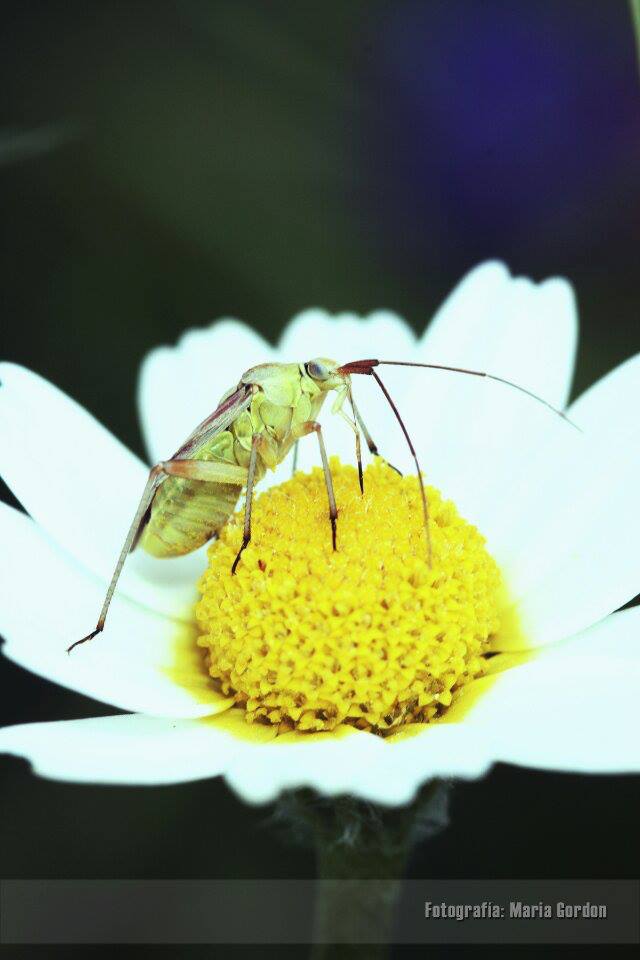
[1,1,639,957]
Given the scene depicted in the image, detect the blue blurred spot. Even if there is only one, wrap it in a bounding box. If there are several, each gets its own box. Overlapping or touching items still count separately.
[363,1,640,264]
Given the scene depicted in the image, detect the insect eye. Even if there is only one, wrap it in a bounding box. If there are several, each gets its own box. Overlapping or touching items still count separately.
[305,359,329,381]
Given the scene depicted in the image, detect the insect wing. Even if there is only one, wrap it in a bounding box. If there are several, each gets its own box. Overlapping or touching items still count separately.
[129,385,253,554]
[172,384,252,459]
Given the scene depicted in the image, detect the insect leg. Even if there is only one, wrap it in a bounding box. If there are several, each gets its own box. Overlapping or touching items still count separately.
[68,457,249,652]
[349,393,403,478]
[290,440,299,478]
[347,388,364,495]
[296,421,338,551]
[370,370,433,567]
[160,460,248,483]
[330,385,363,493]
[67,465,167,653]
[231,435,260,575]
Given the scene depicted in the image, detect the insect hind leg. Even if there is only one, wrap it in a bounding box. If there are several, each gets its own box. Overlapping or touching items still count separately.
[67,464,166,653]
[69,456,249,653]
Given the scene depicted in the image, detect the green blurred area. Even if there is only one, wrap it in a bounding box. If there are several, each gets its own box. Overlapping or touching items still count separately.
[2,1,406,455]
[1,1,638,456]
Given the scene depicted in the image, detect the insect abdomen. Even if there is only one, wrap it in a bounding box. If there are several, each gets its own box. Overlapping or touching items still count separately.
[138,476,242,558]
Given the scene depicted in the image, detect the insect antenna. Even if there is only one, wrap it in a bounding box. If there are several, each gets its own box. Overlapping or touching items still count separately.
[370,369,433,567]
[376,361,580,430]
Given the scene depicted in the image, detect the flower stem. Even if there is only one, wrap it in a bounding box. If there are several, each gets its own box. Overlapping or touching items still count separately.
[310,858,404,959]
[272,780,450,958]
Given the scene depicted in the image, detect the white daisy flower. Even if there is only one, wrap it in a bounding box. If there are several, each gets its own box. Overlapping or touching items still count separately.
[1,260,639,805]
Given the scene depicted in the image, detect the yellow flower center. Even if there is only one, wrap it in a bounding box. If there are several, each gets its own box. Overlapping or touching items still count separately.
[196,458,503,735]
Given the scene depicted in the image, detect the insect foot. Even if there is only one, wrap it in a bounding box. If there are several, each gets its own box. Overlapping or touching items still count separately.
[67,623,104,654]
[231,536,251,575]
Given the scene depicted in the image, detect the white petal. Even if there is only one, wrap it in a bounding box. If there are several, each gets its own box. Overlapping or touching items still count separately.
[0,363,200,620]
[569,352,640,442]
[138,320,275,464]
[278,308,416,361]
[4,621,636,799]
[0,704,488,802]
[480,411,587,592]
[224,724,493,806]
[533,607,640,660]
[0,502,229,718]
[507,433,640,647]
[482,321,640,615]
[421,261,577,407]
[0,714,241,785]
[451,650,640,774]
[387,263,578,538]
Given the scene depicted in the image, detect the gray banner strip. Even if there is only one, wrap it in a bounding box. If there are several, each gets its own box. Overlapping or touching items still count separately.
[0,879,638,944]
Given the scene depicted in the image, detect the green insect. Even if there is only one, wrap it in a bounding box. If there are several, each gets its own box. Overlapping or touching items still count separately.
[69,357,574,652]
